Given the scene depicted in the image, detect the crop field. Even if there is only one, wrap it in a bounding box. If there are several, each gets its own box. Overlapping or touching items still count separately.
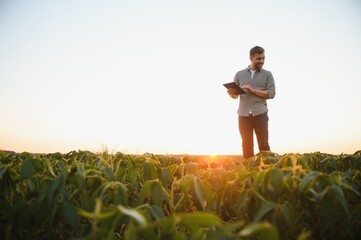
[0,150,360,240]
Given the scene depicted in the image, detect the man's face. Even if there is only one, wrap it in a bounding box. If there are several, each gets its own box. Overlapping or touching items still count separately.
[250,52,265,70]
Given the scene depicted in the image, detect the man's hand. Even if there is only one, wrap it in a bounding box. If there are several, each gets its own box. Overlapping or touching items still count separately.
[242,84,269,99]
[227,88,238,99]
[240,84,254,92]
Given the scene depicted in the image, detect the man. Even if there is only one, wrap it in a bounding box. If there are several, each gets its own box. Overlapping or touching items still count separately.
[227,46,276,159]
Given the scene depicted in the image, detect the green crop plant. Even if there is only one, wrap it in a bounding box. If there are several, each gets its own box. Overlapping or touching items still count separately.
[0,150,360,239]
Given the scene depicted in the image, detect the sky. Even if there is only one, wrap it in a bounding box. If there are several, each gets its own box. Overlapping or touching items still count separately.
[1,0,361,155]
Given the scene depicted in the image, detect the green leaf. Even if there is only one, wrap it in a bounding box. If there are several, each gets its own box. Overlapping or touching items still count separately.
[20,158,36,180]
[331,185,349,216]
[236,168,257,181]
[201,180,216,210]
[296,229,312,240]
[179,174,195,193]
[126,168,138,185]
[279,204,296,232]
[253,171,265,191]
[62,202,80,228]
[341,182,360,197]
[148,216,177,234]
[124,221,138,240]
[253,190,268,204]
[320,193,335,236]
[114,182,129,205]
[239,222,268,236]
[269,168,284,196]
[151,180,162,206]
[299,171,322,193]
[144,161,157,180]
[253,202,275,222]
[160,167,171,186]
[178,212,220,226]
[139,180,154,204]
[46,176,60,206]
[258,222,280,240]
[44,157,56,177]
[317,185,331,203]
[0,166,8,179]
[77,208,117,219]
[104,167,115,181]
[100,181,128,205]
[193,176,204,210]
[297,155,309,169]
[169,233,187,240]
[178,212,220,234]
[239,222,280,240]
[150,204,165,220]
[118,205,147,227]
[252,171,268,203]
[234,190,248,212]
[290,154,298,167]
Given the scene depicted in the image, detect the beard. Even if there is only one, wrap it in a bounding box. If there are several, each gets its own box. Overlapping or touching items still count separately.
[255,63,263,70]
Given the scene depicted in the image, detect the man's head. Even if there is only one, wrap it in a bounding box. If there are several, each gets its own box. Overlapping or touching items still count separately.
[249,46,265,71]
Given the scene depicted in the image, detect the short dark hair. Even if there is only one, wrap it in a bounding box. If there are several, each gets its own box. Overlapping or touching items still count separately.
[250,46,264,57]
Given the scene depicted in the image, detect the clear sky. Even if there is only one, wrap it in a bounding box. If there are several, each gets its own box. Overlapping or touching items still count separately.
[1,0,360,155]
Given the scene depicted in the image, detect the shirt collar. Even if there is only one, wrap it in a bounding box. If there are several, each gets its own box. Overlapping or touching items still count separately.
[247,66,262,72]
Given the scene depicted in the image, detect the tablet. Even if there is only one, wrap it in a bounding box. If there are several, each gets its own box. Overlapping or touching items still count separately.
[223,82,247,94]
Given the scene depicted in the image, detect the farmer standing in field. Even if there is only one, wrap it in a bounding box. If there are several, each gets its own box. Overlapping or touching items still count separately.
[227,46,276,159]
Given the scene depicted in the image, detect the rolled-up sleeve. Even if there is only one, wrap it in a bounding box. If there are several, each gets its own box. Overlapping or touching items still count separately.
[266,72,276,99]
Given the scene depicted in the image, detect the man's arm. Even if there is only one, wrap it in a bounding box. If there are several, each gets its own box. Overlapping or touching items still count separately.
[241,85,269,99]
[242,72,276,99]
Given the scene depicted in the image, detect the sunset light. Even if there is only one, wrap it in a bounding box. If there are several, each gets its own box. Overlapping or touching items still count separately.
[1,2,360,237]
[0,0,360,155]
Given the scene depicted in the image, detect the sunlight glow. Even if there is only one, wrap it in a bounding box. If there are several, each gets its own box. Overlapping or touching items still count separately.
[0,1,360,155]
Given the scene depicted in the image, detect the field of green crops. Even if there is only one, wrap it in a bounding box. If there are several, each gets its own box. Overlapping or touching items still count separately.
[0,150,360,240]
